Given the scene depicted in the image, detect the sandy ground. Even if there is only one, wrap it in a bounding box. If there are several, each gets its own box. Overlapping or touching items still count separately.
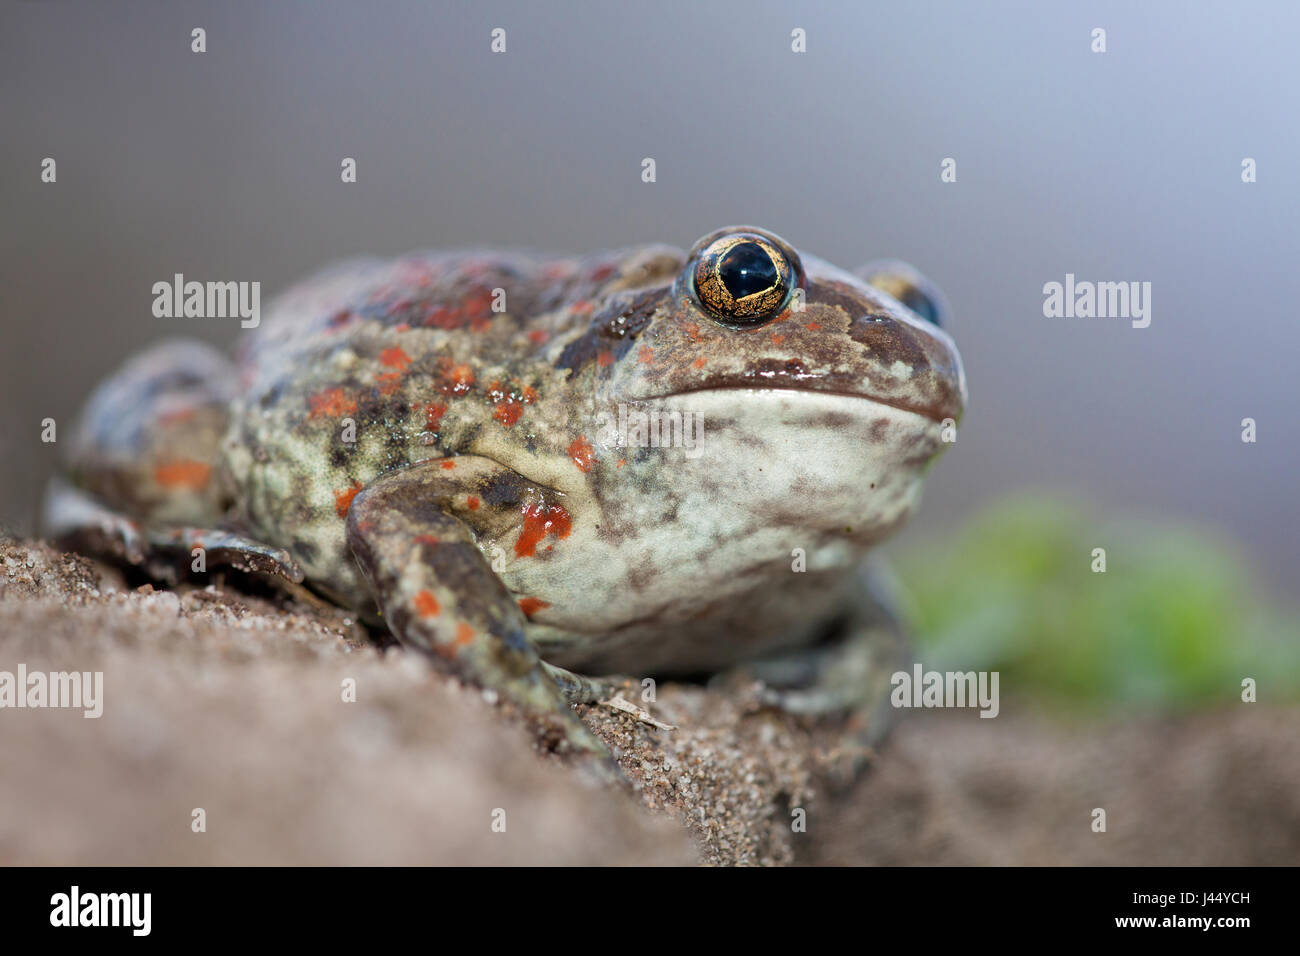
[2,537,1297,866]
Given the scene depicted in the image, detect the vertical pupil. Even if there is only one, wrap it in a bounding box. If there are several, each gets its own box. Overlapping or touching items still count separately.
[717,242,779,299]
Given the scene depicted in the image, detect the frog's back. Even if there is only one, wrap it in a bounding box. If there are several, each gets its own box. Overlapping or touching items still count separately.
[219,246,683,603]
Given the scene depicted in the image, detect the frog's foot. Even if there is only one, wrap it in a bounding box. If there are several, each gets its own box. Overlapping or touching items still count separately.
[345,458,623,785]
[44,478,304,584]
[720,569,909,781]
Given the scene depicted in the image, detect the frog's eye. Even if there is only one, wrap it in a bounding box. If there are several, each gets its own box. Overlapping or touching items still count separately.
[858,260,949,328]
[686,228,801,328]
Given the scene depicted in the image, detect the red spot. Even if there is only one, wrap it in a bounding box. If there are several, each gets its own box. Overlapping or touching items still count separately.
[638,346,654,364]
[771,308,792,323]
[518,597,551,619]
[805,320,822,331]
[454,622,475,647]
[424,402,448,431]
[692,357,706,369]
[414,590,440,618]
[590,264,616,281]
[393,322,411,332]
[521,385,538,404]
[309,387,357,419]
[414,534,440,545]
[440,460,455,470]
[467,496,480,510]
[334,481,363,518]
[493,400,522,427]
[424,305,458,329]
[463,287,495,319]
[527,329,549,344]
[380,346,412,370]
[158,407,196,427]
[514,502,572,557]
[568,435,594,473]
[596,350,614,368]
[438,362,475,395]
[154,460,211,490]
[572,300,594,316]
[770,333,786,346]
[376,371,403,395]
[684,322,705,343]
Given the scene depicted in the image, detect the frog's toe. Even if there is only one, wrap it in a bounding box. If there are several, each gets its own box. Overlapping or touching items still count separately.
[143,526,304,583]
[45,477,148,564]
[542,661,618,705]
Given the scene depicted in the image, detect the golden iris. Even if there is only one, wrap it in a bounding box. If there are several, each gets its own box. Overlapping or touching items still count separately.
[690,231,796,327]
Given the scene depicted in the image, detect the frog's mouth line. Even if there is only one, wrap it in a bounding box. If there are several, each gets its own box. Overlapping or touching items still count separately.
[639,385,952,423]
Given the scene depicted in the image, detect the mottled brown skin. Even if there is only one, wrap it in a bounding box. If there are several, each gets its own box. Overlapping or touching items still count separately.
[48,227,966,781]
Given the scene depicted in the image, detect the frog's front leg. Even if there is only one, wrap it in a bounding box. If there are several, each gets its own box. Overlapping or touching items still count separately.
[344,458,619,779]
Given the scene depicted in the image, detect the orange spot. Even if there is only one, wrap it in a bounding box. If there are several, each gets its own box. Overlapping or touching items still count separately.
[393,322,411,332]
[415,533,440,545]
[527,329,549,345]
[638,345,654,364]
[616,458,626,468]
[467,495,480,510]
[770,333,786,346]
[692,357,706,369]
[424,402,448,431]
[518,596,551,619]
[380,346,412,370]
[158,407,196,427]
[439,363,475,395]
[376,371,403,395]
[514,503,572,558]
[572,300,594,316]
[334,481,363,518]
[493,400,522,427]
[684,322,705,343]
[414,590,440,618]
[596,350,614,368]
[568,435,595,473]
[309,387,357,419]
[521,385,538,404]
[454,622,475,647]
[153,459,211,490]
[440,460,455,470]
[805,320,822,331]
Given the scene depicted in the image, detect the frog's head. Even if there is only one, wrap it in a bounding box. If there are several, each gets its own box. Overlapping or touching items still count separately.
[566,226,966,545]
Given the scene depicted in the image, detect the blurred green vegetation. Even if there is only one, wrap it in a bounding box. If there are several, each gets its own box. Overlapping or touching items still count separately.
[894,497,1300,712]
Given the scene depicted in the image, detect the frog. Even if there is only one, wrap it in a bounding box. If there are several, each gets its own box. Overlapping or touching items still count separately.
[46,226,966,782]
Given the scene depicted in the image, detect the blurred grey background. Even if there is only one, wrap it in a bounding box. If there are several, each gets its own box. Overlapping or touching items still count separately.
[2,0,1296,594]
